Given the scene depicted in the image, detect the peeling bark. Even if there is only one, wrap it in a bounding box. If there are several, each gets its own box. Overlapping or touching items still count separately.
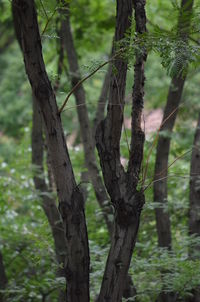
[12,1,89,301]
[96,1,147,301]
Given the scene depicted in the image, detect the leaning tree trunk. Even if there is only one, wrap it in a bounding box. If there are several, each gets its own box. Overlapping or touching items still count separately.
[187,113,200,302]
[153,1,194,301]
[0,251,7,302]
[12,1,90,301]
[96,1,147,301]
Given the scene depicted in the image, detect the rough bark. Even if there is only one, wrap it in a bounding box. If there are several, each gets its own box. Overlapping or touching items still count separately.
[32,96,66,271]
[0,252,7,302]
[154,0,194,251]
[12,1,90,301]
[96,1,146,301]
[60,3,113,235]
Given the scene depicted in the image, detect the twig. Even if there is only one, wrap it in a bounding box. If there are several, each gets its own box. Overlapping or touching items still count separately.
[41,6,58,37]
[39,0,48,19]
[58,48,126,114]
[143,148,192,191]
[141,105,181,188]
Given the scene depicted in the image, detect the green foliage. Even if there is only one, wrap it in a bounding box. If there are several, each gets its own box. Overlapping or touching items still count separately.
[1,0,200,301]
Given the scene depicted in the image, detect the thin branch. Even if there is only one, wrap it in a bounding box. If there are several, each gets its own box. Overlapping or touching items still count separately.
[39,0,48,19]
[41,5,58,37]
[141,105,181,189]
[144,148,192,191]
[59,59,113,113]
[58,48,126,114]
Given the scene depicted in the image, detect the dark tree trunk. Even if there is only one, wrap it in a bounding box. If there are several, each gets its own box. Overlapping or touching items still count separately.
[12,1,90,301]
[0,252,7,302]
[154,77,185,250]
[189,113,200,250]
[187,113,200,302]
[96,1,147,301]
[93,61,112,136]
[154,0,194,250]
[32,96,66,275]
[153,1,194,301]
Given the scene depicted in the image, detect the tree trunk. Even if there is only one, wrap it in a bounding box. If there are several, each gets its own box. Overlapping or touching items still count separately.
[96,1,147,301]
[154,0,194,250]
[0,252,7,302]
[32,97,67,295]
[153,1,194,301]
[12,1,90,301]
[189,113,200,251]
[187,113,200,302]
[93,61,112,136]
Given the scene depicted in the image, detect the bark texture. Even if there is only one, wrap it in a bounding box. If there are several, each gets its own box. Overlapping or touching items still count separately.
[154,0,194,250]
[60,3,113,235]
[96,1,147,301]
[0,252,7,302]
[12,1,89,301]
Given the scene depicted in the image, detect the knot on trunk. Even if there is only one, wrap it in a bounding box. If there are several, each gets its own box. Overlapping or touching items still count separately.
[115,191,145,227]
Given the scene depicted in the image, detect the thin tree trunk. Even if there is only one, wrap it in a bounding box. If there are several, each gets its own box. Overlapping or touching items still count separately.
[154,77,185,250]
[96,1,147,301]
[189,113,200,251]
[54,25,65,93]
[93,61,112,136]
[154,0,194,250]
[0,252,7,302]
[32,96,66,275]
[12,1,90,301]
[153,1,194,301]
[187,113,200,302]
[60,2,113,235]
